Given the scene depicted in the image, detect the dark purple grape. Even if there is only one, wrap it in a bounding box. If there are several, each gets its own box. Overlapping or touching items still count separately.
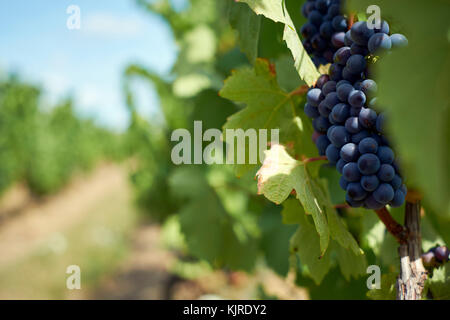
[315,134,330,156]
[344,30,353,46]
[358,108,377,129]
[377,146,394,164]
[329,63,343,81]
[346,54,367,74]
[377,164,395,182]
[318,100,332,117]
[349,107,362,117]
[320,21,334,38]
[360,79,377,99]
[346,193,364,207]
[339,176,349,190]
[323,49,334,62]
[340,143,359,162]
[331,32,345,48]
[313,116,331,133]
[307,88,323,106]
[350,21,375,46]
[359,137,378,154]
[327,4,340,17]
[322,81,337,95]
[305,103,320,118]
[342,67,362,83]
[347,182,368,201]
[333,46,352,65]
[309,10,323,27]
[342,162,361,182]
[350,43,369,56]
[361,175,380,192]
[316,74,330,88]
[324,91,340,106]
[435,246,449,262]
[364,195,384,210]
[330,103,350,123]
[337,83,355,101]
[302,1,315,17]
[422,251,436,268]
[332,15,347,32]
[368,33,392,53]
[373,183,394,203]
[351,130,370,144]
[301,23,318,38]
[390,34,408,48]
[374,20,390,34]
[315,0,330,14]
[390,174,402,190]
[336,158,347,174]
[328,125,350,147]
[311,34,327,51]
[325,145,340,164]
[358,153,380,175]
[345,117,361,133]
[376,113,385,133]
[348,90,366,108]
[389,189,405,207]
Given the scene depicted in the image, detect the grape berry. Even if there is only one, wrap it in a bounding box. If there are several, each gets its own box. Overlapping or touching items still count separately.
[422,245,449,268]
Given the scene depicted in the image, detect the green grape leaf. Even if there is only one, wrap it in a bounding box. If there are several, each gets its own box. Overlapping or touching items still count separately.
[257,144,330,254]
[327,207,364,256]
[275,55,303,92]
[170,167,258,271]
[319,178,363,256]
[286,199,332,284]
[333,241,367,281]
[219,58,316,177]
[426,265,450,300]
[259,206,297,276]
[228,0,261,63]
[239,0,320,86]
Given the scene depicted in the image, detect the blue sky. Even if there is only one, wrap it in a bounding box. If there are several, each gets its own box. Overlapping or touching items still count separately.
[0,0,182,131]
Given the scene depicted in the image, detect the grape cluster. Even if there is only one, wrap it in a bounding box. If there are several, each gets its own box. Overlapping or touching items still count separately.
[422,245,450,269]
[300,0,347,66]
[304,19,408,209]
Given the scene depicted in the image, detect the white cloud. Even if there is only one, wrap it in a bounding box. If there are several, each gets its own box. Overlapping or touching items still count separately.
[83,13,147,38]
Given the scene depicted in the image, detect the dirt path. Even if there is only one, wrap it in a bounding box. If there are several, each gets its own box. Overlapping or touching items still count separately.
[88,224,176,300]
[0,163,129,268]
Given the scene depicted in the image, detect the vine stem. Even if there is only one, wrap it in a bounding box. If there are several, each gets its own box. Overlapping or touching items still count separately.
[396,200,428,300]
[301,155,327,164]
[374,207,408,244]
[289,85,309,96]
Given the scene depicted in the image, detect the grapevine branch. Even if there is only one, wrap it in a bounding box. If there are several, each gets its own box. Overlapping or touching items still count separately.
[396,200,427,300]
[374,207,408,244]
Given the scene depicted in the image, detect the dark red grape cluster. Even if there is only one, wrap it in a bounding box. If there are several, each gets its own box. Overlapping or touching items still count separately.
[302,10,409,209]
[422,245,450,269]
[301,0,346,66]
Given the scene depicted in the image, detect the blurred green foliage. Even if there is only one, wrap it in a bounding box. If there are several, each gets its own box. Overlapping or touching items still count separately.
[0,75,125,196]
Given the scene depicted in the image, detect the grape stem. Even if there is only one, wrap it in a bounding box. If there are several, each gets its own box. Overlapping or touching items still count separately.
[302,155,327,164]
[289,85,309,96]
[374,207,408,244]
